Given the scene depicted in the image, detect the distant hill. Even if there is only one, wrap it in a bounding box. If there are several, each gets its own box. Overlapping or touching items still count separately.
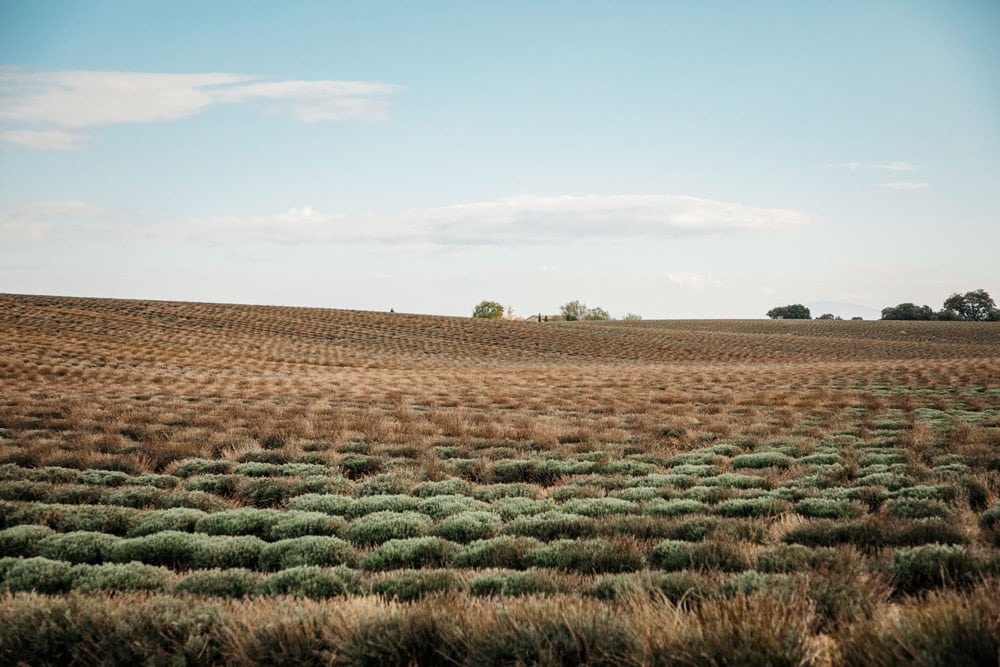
[805,301,882,320]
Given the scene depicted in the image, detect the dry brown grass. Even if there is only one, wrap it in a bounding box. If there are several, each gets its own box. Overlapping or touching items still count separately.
[3,293,998,476]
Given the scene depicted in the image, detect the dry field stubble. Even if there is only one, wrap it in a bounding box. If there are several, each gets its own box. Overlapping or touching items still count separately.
[1,292,999,665]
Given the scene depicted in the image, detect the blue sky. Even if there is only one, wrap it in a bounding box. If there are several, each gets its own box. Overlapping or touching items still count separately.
[2,1,998,318]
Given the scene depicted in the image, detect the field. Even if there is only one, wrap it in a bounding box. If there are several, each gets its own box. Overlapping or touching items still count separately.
[2,292,1000,665]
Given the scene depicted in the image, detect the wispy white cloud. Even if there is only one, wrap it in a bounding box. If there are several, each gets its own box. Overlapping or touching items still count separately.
[666,272,722,290]
[0,129,87,150]
[820,161,862,171]
[878,182,929,190]
[872,161,917,171]
[0,67,401,149]
[1,194,811,246]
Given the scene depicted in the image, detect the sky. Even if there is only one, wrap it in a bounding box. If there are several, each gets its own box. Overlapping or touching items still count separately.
[1,1,998,318]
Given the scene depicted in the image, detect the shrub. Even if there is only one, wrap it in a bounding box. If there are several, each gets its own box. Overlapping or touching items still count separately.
[268,510,346,540]
[99,486,167,509]
[0,525,54,557]
[699,473,771,489]
[504,511,595,540]
[363,537,461,570]
[491,460,547,484]
[612,487,662,502]
[111,531,206,569]
[715,497,790,518]
[235,478,295,508]
[345,511,432,546]
[174,568,259,597]
[884,497,953,520]
[56,505,139,536]
[36,531,120,564]
[279,463,338,477]
[371,569,462,601]
[194,508,281,538]
[454,536,543,569]
[430,511,501,543]
[1,556,73,593]
[0,481,52,502]
[348,494,423,517]
[418,494,488,519]
[76,469,129,486]
[339,455,384,479]
[731,452,793,469]
[978,502,1000,529]
[717,570,789,597]
[233,462,280,477]
[70,561,170,592]
[663,516,720,541]
[256,565,361,598]
[127,507,207,537]
[286,493,355,516]
[193,535,265,570]
[258,536,359,571]
[27,466,79,483]
[126,473,179,489]
[532,538,643,574]
[756,544,828,573]
[587,572,662,600]
[353,473,413,497]
[642,498,708,517]
[182,474,239,496]
[173,458,231,477]
[472,483,540,501]
[658,570,713,603]
[157,490,228,512]
[681,486,736,504]
[560,497,637,517]
[469,570,559,596]
[890,544,984,594]
[891,519,969,547]
[413,478,472,497]
[49,484,105,504]
[794,497,864,519]
[648,539,750,572]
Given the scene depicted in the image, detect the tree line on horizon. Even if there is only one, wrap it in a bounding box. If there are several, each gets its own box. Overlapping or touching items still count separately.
[767,289,998,321]
[472,300,641,322]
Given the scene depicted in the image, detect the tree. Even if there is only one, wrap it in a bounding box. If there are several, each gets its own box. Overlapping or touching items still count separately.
[881,303,934,320]
[622,313,642,323]
[560,300,588,322]
[942,289,996,321]
[472,300,504,319]
[816,313,841,320]
[560,300,611,321]
[583,307,610,321]
[766,304,811,320]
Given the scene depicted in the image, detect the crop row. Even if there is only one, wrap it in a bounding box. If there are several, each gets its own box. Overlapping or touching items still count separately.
[3,534,999,599]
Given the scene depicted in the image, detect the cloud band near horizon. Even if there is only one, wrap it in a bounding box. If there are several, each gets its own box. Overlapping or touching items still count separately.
[0,194,810,247]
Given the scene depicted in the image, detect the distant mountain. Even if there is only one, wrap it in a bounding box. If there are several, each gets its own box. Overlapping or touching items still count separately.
[806,301,882,320]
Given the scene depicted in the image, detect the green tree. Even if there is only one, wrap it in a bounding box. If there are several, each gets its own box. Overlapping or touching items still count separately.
[881,303,934,320]
[583,307,610,321]
[472,300,504,319]
[560,300,588,321]
[942,289,996,321]
[560,301,611,321]
[766,304,811,320]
